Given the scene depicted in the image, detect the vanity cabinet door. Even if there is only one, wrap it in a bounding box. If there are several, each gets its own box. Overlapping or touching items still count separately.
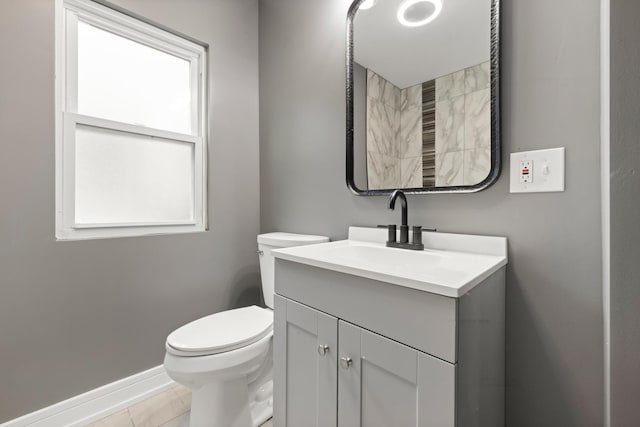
[273,295,338,427]
[338,321,455,427]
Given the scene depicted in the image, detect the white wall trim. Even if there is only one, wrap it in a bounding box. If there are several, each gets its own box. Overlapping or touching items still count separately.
[1,366,174,427]
[601,0,611,425]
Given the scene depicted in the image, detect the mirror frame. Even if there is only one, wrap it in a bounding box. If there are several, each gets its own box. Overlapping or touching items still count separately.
[346,0,501,195]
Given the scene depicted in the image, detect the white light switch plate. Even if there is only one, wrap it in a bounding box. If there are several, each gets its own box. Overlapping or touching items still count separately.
[510,148,565,193]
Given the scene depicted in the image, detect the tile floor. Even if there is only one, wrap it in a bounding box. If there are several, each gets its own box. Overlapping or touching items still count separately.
[85,385,273,427]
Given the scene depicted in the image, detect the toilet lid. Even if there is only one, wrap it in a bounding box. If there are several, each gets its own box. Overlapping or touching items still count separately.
[166,306,273,356]
[258,232,329,247]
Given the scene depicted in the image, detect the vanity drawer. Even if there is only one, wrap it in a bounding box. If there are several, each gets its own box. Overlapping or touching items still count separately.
[275,258,458,363]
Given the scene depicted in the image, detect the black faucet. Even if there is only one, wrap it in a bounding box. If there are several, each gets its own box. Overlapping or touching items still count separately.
[388,189,409,242]
[386,190,424,250]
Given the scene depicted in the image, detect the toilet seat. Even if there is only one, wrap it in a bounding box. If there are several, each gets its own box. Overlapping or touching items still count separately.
[166,306,273,357]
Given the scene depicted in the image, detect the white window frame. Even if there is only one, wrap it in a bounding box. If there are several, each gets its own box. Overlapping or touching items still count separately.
[55,0,208,240]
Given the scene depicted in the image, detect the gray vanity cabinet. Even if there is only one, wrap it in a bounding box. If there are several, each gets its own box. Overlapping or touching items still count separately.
[273,295,338,427]
[337,321,455,427]
[274,258,505,427]
[274,293,455,427]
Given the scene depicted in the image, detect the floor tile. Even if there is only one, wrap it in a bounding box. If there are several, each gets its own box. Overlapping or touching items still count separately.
[85,409,134,427]
[85,385,271,427]
[172,384,191,407]
[128,388,189,427]
[157,413,188,427]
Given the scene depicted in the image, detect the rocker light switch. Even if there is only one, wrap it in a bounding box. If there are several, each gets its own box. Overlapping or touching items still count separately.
[510,148,565,193]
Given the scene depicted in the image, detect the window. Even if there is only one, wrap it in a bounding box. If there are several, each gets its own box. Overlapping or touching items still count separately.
[55,0,207,240]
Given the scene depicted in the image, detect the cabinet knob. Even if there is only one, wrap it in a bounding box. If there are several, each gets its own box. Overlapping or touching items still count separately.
[340,356,353,369]
[317,345,330,356]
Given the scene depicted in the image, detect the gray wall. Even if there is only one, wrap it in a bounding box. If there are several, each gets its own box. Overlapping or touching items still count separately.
[259,0,603,426]
[0,0,260,421]
[610,0,640,425]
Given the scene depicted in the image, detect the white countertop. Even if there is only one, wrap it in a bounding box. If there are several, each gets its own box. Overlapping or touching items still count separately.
[272,227,508,298]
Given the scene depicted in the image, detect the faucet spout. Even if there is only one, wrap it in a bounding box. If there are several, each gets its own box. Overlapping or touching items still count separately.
[385,190,425,250]
[388,190,408,226]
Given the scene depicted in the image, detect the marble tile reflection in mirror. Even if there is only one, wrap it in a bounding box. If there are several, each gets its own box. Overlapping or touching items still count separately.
[350,0,497,192]
[359,62,490,189]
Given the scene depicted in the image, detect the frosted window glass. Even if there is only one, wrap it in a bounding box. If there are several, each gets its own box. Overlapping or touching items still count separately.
[75,125,195,225]
[77,22,193,134]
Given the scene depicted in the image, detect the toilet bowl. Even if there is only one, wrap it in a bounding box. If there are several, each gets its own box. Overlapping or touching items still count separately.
[163,232,329,427]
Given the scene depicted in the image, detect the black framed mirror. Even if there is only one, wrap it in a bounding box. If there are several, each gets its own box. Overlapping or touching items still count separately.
[346,0,501,195]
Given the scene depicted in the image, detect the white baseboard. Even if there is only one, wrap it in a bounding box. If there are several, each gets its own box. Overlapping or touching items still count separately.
[1,365,174,427]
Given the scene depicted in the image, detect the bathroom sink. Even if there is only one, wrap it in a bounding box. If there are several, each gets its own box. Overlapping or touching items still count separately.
[272,226,507,297]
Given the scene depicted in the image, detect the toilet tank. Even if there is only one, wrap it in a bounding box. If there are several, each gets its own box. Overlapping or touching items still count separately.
[257,232,329,309]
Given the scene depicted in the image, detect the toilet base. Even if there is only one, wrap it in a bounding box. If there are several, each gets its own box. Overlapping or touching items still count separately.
[249,379,273,427]
[187,378,273,427]
[190,379,250,427]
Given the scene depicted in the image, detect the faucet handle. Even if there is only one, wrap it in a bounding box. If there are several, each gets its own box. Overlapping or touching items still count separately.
[387,224,396,243]
[412,226,423,245]
[417,226,437,233]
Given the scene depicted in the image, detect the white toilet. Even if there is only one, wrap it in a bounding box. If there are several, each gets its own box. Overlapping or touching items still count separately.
[163,232,329,427]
